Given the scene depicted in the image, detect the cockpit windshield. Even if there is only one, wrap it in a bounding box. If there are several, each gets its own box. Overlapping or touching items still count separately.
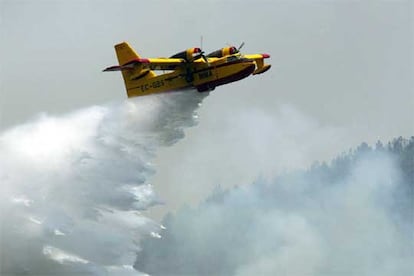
[227,55,239,62]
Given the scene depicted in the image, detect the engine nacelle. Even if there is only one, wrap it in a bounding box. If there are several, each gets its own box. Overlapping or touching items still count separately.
[206,46,238,58]
[170,47,202,62]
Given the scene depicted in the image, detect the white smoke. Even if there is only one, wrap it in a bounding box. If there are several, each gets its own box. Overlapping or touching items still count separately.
[0,91,207,275]
[234,154,411,276]
[136,136,413,275]
[150,103,356,212]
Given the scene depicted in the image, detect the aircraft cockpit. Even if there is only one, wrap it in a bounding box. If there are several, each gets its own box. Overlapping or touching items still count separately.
[226,55,239,62]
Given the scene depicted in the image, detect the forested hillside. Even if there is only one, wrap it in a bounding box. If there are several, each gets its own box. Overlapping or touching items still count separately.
[136,137,414,276]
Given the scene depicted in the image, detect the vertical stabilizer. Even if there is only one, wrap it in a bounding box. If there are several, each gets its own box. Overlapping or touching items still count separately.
[114,42,156,96]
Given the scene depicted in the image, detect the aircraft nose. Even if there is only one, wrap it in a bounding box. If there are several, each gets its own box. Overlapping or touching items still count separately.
[234,62,256,81]
[246,62,256,75]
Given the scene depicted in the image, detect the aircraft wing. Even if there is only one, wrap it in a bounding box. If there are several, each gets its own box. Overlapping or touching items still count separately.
[244,54,270,61]
[103,58,186,72]
[142,58,187,70]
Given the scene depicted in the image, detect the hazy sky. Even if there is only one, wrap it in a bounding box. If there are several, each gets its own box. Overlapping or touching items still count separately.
[1,0,412,130]
[1,0,413,214]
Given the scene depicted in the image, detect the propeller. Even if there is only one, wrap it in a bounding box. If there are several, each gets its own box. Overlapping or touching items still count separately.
[194,35,210,65]
[237,41,245,52]
[193,49,208,63]
[228,42,245,55]
[201,52,208,63]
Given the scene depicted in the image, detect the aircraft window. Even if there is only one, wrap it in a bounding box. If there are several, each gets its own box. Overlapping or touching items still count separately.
[227,56,238,62]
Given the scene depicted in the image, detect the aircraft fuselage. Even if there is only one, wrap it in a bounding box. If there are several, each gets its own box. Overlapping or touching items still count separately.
[126,57,256,97]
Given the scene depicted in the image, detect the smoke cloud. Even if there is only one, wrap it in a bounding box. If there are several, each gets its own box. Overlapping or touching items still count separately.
[136,139,414,275]
[1,88,412,276]
[0,91,207,275]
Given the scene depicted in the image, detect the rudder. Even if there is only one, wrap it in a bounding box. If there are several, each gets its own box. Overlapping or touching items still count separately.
[114,42,156,96]
[115,42,141,65]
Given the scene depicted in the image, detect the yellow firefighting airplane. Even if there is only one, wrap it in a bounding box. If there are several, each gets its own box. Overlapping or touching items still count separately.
[103,42,271,97]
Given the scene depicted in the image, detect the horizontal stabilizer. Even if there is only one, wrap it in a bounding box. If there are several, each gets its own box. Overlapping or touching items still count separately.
[103,65,125,72]
[103,58,150,72]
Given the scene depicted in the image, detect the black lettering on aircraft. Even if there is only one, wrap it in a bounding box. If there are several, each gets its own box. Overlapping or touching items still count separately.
[152,80,164,88]
[140,84,149,92]
[141,80,165,92]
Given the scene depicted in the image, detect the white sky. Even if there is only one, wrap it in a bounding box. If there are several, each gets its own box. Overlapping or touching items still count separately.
[1,0,413,215]
[1,0,412,131]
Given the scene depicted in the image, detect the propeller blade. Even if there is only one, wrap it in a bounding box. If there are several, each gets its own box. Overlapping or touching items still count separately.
[238,42,245,52]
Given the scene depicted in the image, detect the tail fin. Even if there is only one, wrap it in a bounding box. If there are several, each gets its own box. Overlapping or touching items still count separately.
[114,42,141,65]
[114,42,156,97]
